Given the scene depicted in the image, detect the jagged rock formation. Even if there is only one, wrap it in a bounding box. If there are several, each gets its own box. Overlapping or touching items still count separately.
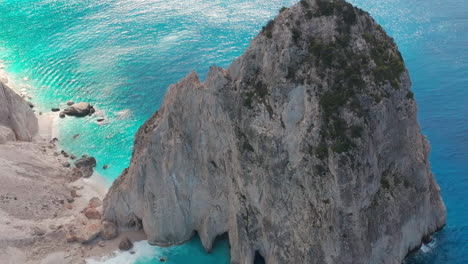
[0,82,38,142]
[103,0,446,263]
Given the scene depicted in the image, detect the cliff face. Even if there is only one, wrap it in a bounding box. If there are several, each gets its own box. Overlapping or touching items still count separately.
[103,0,446,263]
[0,82,38,142]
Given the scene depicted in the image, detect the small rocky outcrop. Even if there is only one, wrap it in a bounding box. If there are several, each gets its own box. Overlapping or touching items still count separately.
[103,0,446,263]
[74,156,96,178]
[118,237,133,251]
[63,102,95,117]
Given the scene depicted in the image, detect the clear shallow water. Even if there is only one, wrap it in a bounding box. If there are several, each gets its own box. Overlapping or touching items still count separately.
[0,0,466,263]
[87,236,230,264]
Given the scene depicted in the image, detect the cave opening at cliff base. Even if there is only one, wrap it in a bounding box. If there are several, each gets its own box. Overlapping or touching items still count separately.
[254,251,266,264]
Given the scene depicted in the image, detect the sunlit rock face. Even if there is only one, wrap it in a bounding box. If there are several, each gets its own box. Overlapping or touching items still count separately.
[103,0,446,263]
[0,82,38,142]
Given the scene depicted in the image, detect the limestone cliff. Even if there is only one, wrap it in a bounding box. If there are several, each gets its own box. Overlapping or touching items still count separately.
[103,0,446,263]
[0,81,38,142]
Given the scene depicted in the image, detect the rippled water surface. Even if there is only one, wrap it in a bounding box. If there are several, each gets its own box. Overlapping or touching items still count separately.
[0,0,466,263]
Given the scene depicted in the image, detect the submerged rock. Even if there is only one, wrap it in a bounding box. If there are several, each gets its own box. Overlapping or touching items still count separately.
[63,102,95,117]
[103,0,446,263]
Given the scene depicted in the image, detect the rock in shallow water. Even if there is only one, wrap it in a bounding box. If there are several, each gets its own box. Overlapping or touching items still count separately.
[63,102,95,117]
[74,156,96,178]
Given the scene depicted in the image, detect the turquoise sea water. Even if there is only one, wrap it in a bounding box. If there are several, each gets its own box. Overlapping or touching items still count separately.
[0,0,466,263]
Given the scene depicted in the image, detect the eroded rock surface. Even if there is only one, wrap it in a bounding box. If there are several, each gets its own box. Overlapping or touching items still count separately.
[103,1,446,263]
[0,82,38,142]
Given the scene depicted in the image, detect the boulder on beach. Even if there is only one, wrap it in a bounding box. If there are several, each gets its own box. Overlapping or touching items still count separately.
[88,197,102,208]
[63,102,95,117]
[75,223,101,243]
[100,221,118,240]
[84,207,101,220]
[74,156,96,178]
[118,237,133,251]
[51,108,60,112]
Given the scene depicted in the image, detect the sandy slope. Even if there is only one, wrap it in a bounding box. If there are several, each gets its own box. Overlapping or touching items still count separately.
[0,68,147,263]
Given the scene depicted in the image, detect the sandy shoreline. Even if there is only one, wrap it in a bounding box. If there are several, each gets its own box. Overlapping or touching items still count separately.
[0,69,147,264]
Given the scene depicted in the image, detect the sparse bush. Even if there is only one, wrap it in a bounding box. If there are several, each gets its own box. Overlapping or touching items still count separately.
[319,90,349,118]
[406,91,414,100]
[315,142,328,159]
[262,20,275,39]
[381,177,391,190]
[350,125,363,138]
[300,0,310,9]
[309,40,336,67]
[331,136,354,153]
[292,28,301,43]
[316,0,336,16]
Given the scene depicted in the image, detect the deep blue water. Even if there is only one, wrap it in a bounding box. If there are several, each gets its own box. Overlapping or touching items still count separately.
[0,0,466,263]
